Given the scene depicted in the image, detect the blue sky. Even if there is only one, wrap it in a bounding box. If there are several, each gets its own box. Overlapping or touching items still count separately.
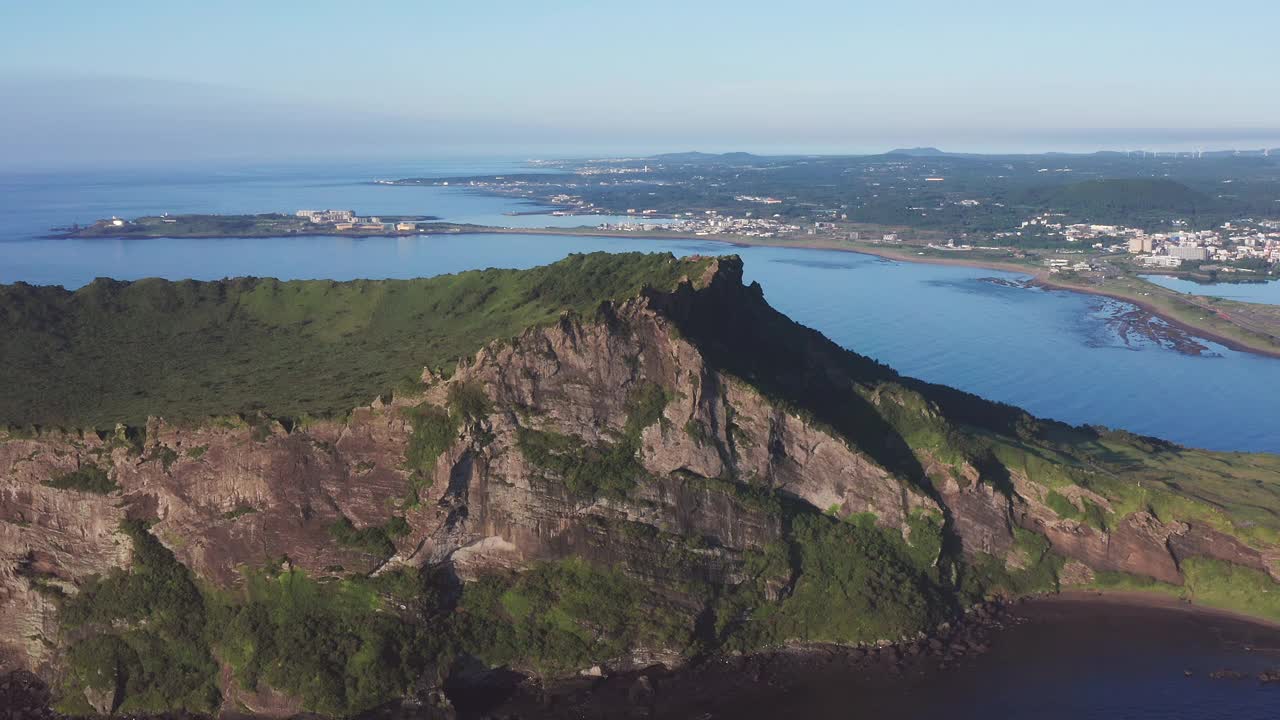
[3,0,1279,166]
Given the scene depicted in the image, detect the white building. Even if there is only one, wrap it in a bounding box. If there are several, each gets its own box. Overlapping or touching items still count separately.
[1168,245,1209,261]
[1138,255,1182,268]
[296,209,356,224]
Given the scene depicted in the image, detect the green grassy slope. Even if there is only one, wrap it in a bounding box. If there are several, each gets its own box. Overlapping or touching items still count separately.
[0,253,712,429]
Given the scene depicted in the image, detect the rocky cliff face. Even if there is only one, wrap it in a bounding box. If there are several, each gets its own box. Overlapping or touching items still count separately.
[2,256,1277,713]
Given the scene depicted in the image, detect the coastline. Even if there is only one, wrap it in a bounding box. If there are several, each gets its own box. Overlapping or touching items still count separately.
[460,590,1280,719]
[1034,276,1280,360]
[474,226,1280,361]
[38,219,1280,361]
[1045,589,1280,632]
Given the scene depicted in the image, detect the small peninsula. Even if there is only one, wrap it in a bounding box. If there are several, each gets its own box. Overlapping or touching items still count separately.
[48,210,442,239]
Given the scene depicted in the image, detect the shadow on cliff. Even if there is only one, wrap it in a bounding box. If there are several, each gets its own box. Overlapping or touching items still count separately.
[646,259,932,496]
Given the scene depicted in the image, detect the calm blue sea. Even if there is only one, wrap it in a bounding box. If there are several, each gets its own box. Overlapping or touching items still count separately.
[1,161,1277,454]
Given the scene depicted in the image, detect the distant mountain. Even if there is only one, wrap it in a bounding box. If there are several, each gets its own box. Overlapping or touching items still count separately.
[885,147,949,157]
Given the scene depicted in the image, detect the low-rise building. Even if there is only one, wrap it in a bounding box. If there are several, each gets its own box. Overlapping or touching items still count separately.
[297,209,356,224]
[1137,255,1182,268]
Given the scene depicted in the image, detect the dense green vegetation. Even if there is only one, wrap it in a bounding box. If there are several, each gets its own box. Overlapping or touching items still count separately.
[456,559,692,675]
[959,528,1064,600]
[1069,561,1280,623]
[1078,569,1183,598]
[328,515,409,559]
[53,523,438,717]
[401,380,494,504]
[55,521,220,715]
[41,464,116,494]
[55,534,695,716]
[1020,179,1213,224]
[517,427,650,499]
[214,569,424,716]
[1180,557,1280,623]
[716,512,951,650]
[402,403,454,504]
[1044,490,1108,531]
[516,381,669,499]
[0,253,713,429]
[624,381,671,437]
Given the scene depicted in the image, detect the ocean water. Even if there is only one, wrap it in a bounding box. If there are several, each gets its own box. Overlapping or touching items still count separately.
[0,159,659,239]
[1142,273,1280,306]
[1,161,1278,454]
[707,598,1280,720]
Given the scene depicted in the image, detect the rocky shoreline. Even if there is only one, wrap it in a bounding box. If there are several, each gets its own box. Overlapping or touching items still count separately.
[442,600,1016,720]
[0,601,1015,720]
[7,595,1280,719]
[459,595,1280,720]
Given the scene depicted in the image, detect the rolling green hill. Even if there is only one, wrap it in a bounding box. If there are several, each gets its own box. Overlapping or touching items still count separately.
[0,253,712,428]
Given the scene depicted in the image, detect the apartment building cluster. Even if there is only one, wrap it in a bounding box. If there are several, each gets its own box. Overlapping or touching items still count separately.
[1006,212,1279,270]
[1128,224,1280,269]
[601,209,799,238]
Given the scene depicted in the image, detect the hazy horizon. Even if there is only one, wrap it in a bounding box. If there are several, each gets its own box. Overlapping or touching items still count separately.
[4,1,1280,168]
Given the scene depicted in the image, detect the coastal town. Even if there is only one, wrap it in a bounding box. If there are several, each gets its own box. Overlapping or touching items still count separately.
[598,210,802,238]
[47,152,1280,363]
[385,151,1280,285]
[1006,214,1280,274]
[588,203,1280,280]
